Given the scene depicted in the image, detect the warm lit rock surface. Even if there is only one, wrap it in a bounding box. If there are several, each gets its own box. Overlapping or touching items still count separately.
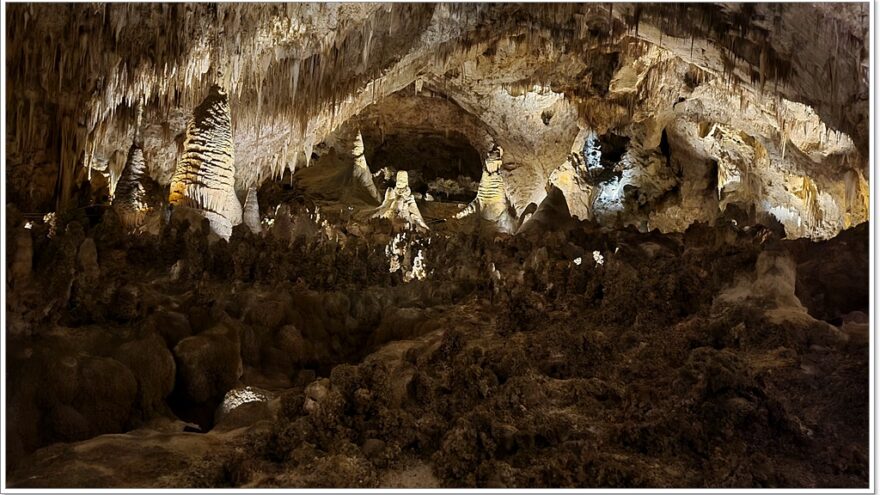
[169,85,242,239]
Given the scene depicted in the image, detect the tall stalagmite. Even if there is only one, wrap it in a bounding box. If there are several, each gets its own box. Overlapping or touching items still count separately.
[352,130,382,203]
[169,85,241,239]
[454,145,516,234]
[243,186,261,234]
[112,143,160,229]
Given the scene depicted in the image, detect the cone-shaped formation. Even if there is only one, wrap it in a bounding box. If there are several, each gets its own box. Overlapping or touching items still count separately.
[169,85,241,239]
[112,143,161,229]
[243,186,261,234]
[453,145,516,234]
[373,171,429,231]
[352,131,382,203]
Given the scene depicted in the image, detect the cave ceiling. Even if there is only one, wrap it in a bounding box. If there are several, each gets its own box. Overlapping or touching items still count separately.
[5,2,870,239]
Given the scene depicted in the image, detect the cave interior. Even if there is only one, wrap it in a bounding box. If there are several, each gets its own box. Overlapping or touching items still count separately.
[3,2,872,489]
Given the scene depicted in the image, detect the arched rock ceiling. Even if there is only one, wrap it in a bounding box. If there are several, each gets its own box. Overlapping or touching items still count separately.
[5,3,869,238]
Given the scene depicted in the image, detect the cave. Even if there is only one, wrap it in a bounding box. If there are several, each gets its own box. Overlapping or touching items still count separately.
[3,2,872,490]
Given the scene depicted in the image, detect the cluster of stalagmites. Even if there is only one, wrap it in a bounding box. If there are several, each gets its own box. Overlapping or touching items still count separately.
[109,84,247,239]
[110,89,525,239]
[364,140,519,234]
[373,171,430,231]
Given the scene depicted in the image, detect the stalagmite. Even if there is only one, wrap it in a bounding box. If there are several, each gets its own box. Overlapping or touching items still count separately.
[352,130,382,203]
[169,85,242,240]
[373,170,430,231]
[242,186,261,234]
[452,145,517,234]
[112,102,162,231]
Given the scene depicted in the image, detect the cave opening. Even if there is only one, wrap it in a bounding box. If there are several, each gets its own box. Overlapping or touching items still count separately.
[298,86,494,205]
[361,128,483,200]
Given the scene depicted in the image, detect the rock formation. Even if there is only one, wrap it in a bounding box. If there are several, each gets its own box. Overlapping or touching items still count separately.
[242,186,261,234]
[112,143,161,230]
[169,85,242,240]
[352,130,383,203]
[373,171,430,231]
[5,4,868,240]
[453,145,516,234]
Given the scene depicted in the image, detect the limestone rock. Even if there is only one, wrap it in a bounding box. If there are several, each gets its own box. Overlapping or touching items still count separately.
[373,171,429,231]
[453,146,516,234]
[352,130,382,203]
[169,85,241,240]
[112,143,162,230]
[173,324,243,404]
[77,237,100,281]
[113,334,176,417]
[242,186,262,234]
[143,310,193,347]
[72,356,138,436]
[10,227,32,286]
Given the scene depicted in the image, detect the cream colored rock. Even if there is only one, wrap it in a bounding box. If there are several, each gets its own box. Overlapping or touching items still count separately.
[169,85,242,240]
[374,171,430,231]
[242,186,261,234]
[351,131,382,203]
[453,146,516,234]
[548,153,596,221]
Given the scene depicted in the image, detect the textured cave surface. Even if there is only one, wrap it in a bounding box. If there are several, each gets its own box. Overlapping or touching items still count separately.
[4,2,870,489]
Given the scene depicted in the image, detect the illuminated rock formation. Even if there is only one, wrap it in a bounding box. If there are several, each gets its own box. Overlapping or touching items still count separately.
[2,4,872,489]
[5,5,867,240]
[453,145,516,234]
[352,130,382,203]
[169,85,241,240]
[548,149,597,222]
[242,186,261,235]
[112,143,161,230]
[374,171,429,231]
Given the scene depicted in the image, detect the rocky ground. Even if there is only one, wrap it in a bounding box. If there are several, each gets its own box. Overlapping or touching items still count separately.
[4,195,869,488]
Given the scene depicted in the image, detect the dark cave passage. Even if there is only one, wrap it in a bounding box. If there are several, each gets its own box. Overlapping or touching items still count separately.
[363,129,483,198]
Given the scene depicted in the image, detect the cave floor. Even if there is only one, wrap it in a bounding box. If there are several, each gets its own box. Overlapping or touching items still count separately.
[5,206,869,488]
